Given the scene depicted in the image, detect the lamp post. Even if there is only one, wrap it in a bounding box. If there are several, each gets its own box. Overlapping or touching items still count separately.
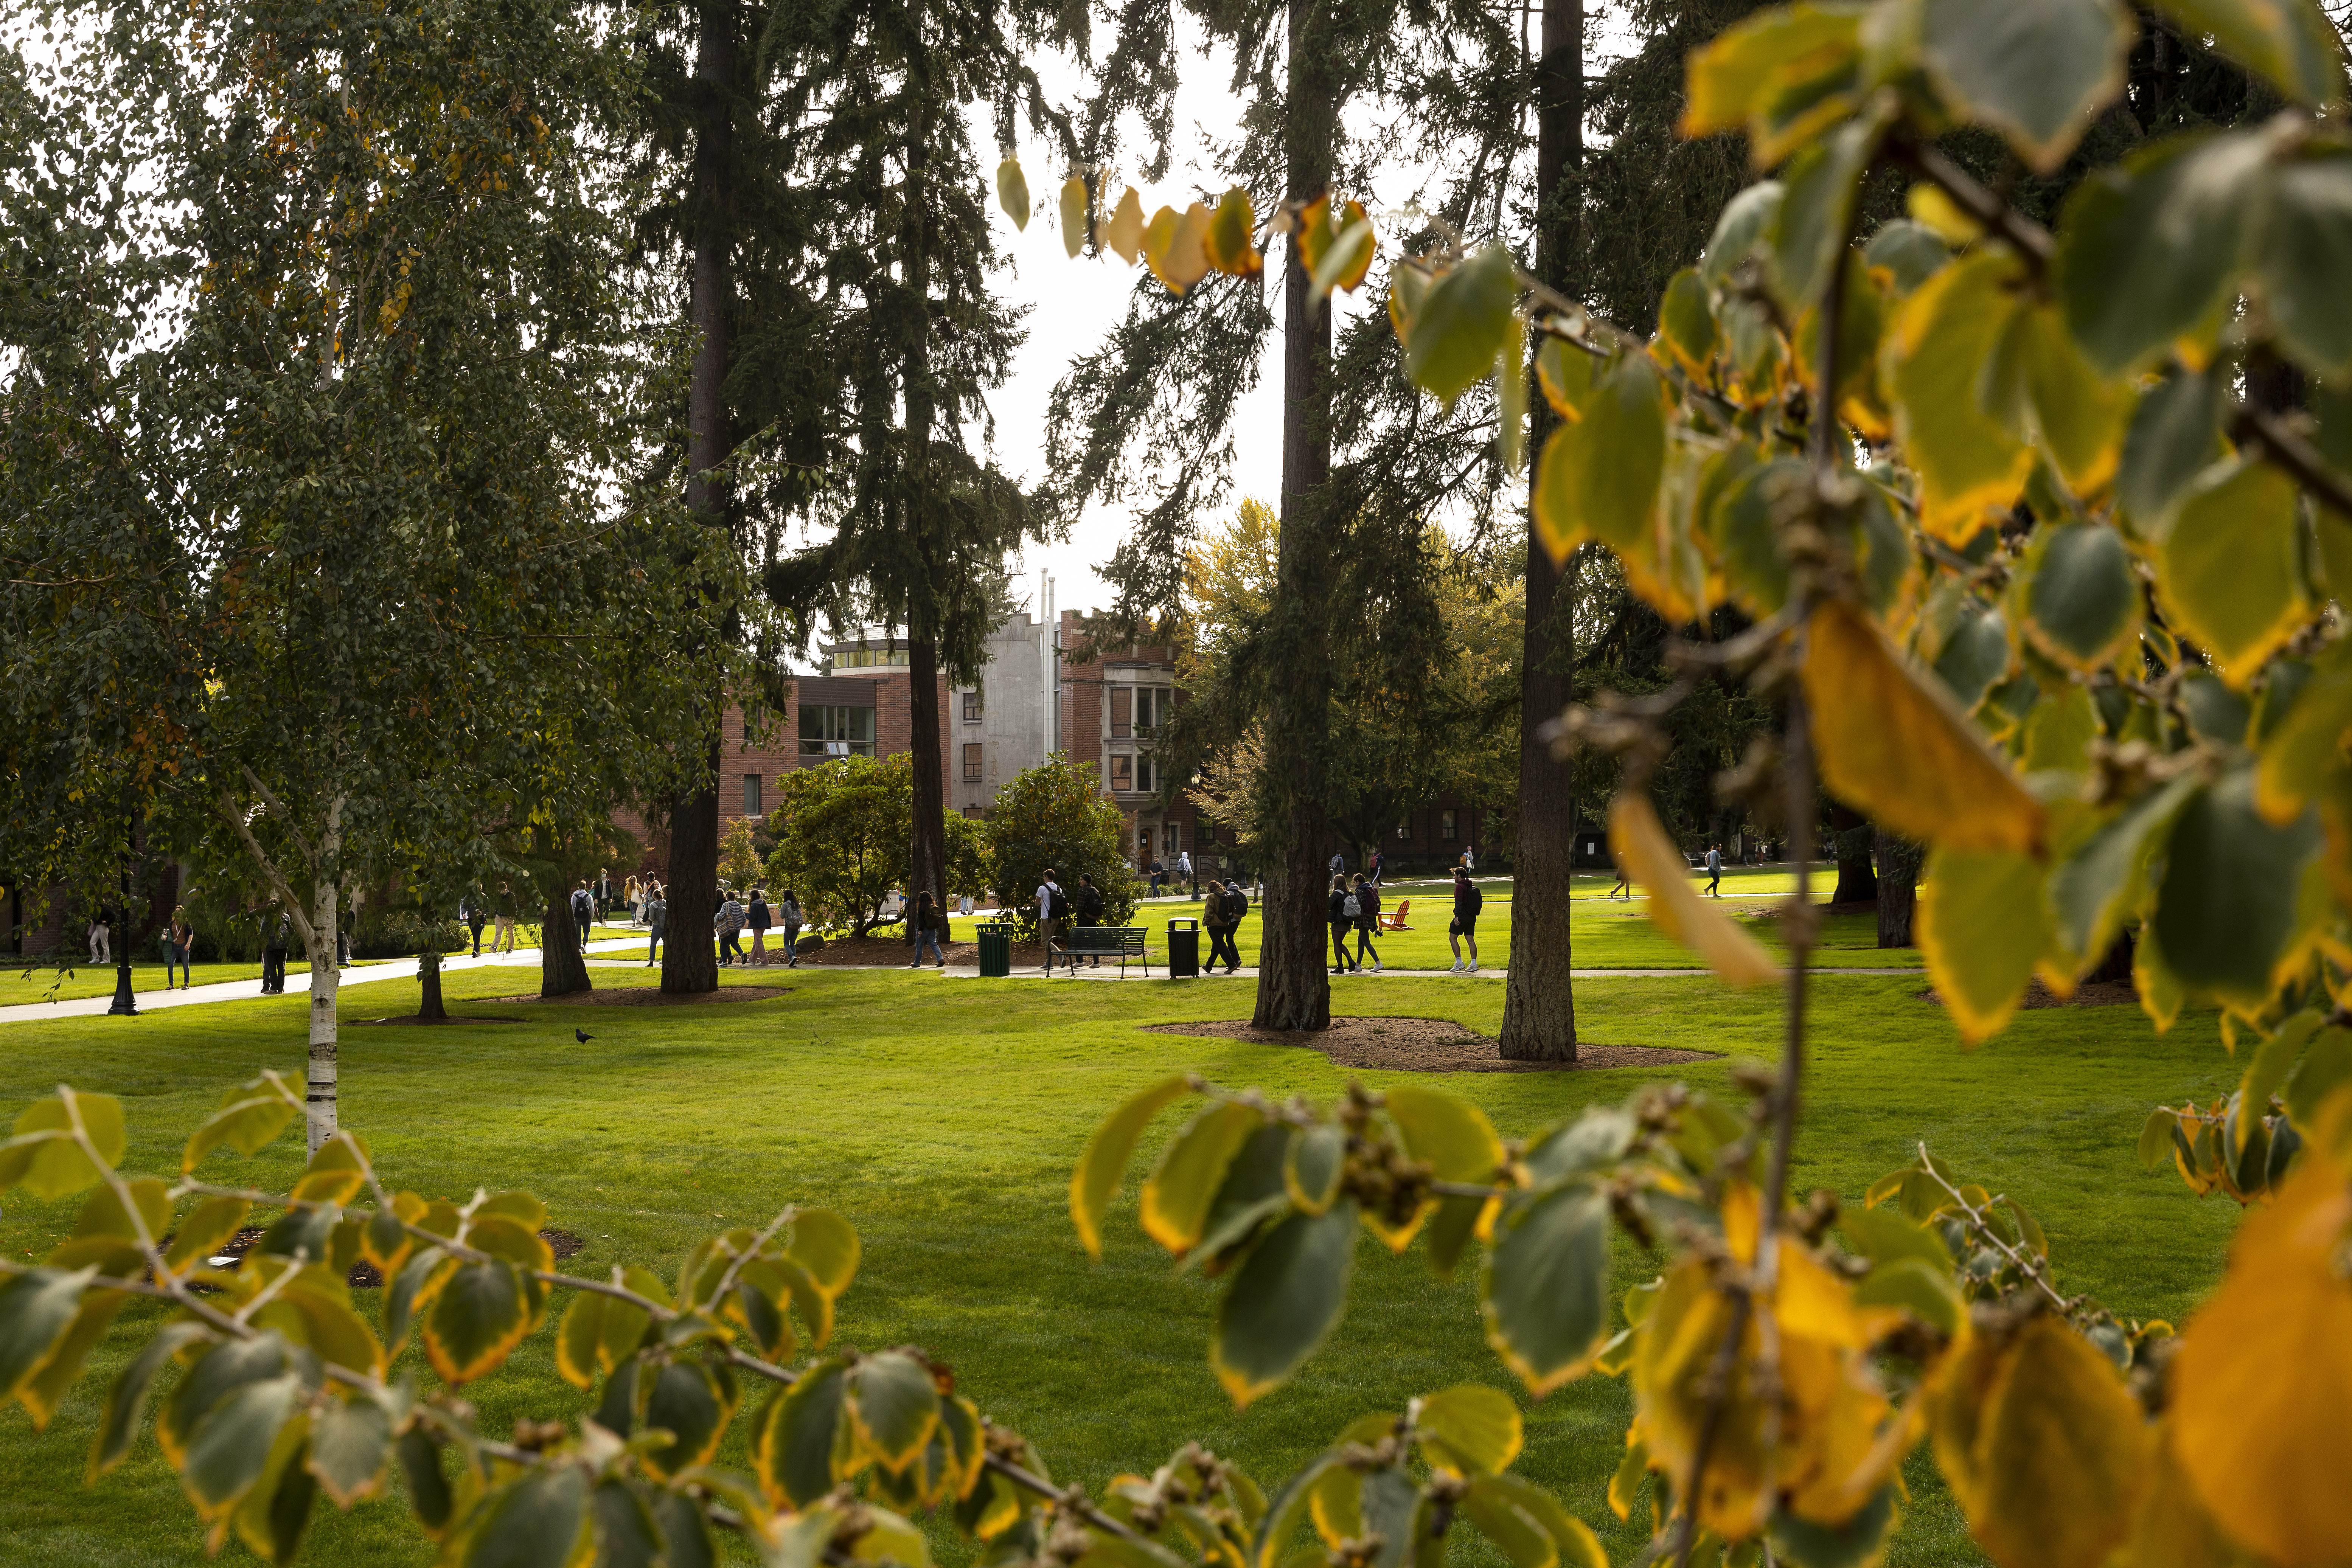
[106,814,137,1017]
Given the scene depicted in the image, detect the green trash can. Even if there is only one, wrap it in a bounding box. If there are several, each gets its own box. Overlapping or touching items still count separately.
[1167,918,1200,978]
[976,922,1013,979]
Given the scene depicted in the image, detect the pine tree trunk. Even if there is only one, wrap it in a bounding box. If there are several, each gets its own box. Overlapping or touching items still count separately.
[416,948,449,1020]
[665,0,732,997]
[1828,806,1876,906]
[908,637,946,914]
[1251,0,1338,1033]
[1874,827,1921,948]
[1499,0,1584,1063]
[541,892,591,997]
[305,886,340,1157]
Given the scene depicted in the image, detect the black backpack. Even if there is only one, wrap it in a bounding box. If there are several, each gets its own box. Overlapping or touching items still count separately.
[1077,885,1104,920]
[1046,884,1067,920]
[1226,888,1249,921]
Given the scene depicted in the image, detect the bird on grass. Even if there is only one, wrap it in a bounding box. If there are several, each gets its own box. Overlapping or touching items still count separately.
[574,1028,594,1045]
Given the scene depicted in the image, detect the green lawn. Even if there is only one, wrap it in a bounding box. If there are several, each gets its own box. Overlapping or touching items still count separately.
[0,959,2242,1567]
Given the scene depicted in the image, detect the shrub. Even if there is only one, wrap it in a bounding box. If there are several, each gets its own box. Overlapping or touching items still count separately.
[985,754,1138,933]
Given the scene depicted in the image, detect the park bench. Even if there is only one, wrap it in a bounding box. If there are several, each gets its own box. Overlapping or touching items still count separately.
[1058,925,1150,977]
[1380,899,1412,931]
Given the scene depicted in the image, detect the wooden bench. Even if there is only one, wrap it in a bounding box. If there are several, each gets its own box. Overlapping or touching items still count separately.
[1059,925,1150,977]
[1379,898,1412,931]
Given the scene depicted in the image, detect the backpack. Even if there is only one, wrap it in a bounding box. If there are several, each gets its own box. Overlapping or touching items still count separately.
[1046,884,1067,920]
[1077,885,1104,920]
[1227,888,1249,920]
[1342,891,1360,919]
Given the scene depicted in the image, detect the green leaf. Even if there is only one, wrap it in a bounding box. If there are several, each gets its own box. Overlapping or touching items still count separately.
[2256,641,2352,821]
[91,1320,211,1478]
[2025,525,2137,668]
[1931,605,2013,711]
[1497,316,1528,477]
[556,1290,604,1390]
[2179,671,2253,747]
[292,1134,370,1205]
[159,1332,295,1471]
[1387,1088,1504,1185]
[0,1091,126,1199]
[1404,247,1518,408]
[423,1259,531,1385]
[589,1481,664,1568]
[849,1505,932,1568]
[0,1266,94,1402]
[1920,0,2134,173]
[996,158,1030,231]
[1474,1473,1606,1568]
[1657,269,1720,376]
[783,1209,859,1300]
[183,1371,304,1513]
[384,1247,446,1355]
[1769,117,1876,308]
[1211,1202,1359,1407]
[1889,252,2032,541]
[649,1489,717,1568]
[2154,768,2324,1006]
[2049,775,2198,969]
[2148,0,2349,111]
[1251,1454,1342,1568]
[1141,1101,1264,1257]
[1534,336,1597,419]
[752,1357,848,1507]
[2057,132,2267,375]
[1769,1482,1900,1568]
[467,1465,592,1568]
[642,1360,735,1480]
[1850,1256,1964,1338]
[1457,1481,1554,1568]
[1837,1206,1954,1272]
[1194,1123,1298,1268]
[2285,1026,2352,1131]
[849,1350,940,1472]
[2136,1107,2181,1170]
[1916,848,2054,1045]
[1358,1466,1425,1568]
[1417,1385,1522,1475]
[396,1427,453,1534]
[165,1196,250,1273]
[1534,355,1669,565]
[1863,220,1950,294]
[1481,1183,1610,1396]
[1701,182,1784,288]
[2152,460,2309,687]
[2021,683,2101,773]
[1284,1123,1346,1216]
[306,1393,393,1507]
[2116,368,2225,524]
[2256,146,2352,376]
[230,1409,315,1564]
[182,1081,296,1174]
[2239,1013,2326,1149]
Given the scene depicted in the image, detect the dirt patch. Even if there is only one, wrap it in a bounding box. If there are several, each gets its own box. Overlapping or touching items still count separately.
[197,1224,588,1289]
[789,936,978,967]
[481,986,793,1006]
[1143,1017,1720,1074]
[1919,978,2138,1010]
[352,1013,529,1026]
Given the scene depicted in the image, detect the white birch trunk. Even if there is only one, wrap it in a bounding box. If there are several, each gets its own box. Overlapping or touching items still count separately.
[306,879,340,1156]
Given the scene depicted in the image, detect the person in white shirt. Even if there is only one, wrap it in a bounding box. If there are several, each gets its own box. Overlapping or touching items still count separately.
[1177,849,1193,894]
[1036,869,1063,973]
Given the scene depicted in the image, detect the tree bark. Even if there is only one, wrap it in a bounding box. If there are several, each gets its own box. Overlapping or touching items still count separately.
[1251,0,1338,1032]
[416,948,449,1020]
[1827,805,1876,906]
[664,0,733,996]
[2084,930,2135,985]
[1499,0,1584,1063]
[1873,826,1921,948]
[541,891,591,997]
[306,877,340,1157]
[908,637,946,916]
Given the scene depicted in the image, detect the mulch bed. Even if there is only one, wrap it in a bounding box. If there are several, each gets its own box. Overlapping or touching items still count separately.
[1144,1017,1720,1074]
[353,1013,528,1026]
[789,937,979,967]
[200,1225,587,1289]
[481,986,793,1006]
[1919,978,2138,1010]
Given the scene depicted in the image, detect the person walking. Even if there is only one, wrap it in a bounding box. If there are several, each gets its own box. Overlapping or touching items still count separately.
[1329,849,1345,880]
[494,882,518,955]
[778,888,803,967]
[596,867,613,921]
[910,891,949,968]
[1224,879,1251,972]
[1705,843,1723,897]
[1448,867,1483,974]
[1073,873,1106,968]
[715,888,744,966]
[462,889,486,957]
[1147,856,1164,898]
[747,887,772,965]
[261,901,289,994]
[570,881,595,950]
[1460,844,1477,874]
[1200,882,1232,974]
[168,905,194,989]
[643,885,666,966]
[1328,874,1357,975]
[87,911,110,966]
[1608,855,1632,900]
[1369,847,1384,886]
[1036,868,1064,974]
[1178,849,1194,896]
[1352,873,1383,973]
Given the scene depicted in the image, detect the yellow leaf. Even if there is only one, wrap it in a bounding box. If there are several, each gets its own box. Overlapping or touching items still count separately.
[1887,252,2034,543]
[2168,1136,2352,1566]
[2151,461,2310,689]
[1059,176,1089,259]
[1802,600,2046,856]
[1204,187,1262,278]
[1105,188,1145,265]
[995,157,1030,231]
[1145,203,1211,294]
[1607,793,1776,986]
[1916,848,2055,1045]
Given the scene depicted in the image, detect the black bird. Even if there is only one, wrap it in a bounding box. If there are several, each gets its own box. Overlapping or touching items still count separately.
[574,1028,594,1044]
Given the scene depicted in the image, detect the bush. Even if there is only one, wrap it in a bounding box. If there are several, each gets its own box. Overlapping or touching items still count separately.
[985,754,1138,934]
[347,910,469,960]
[760,753,911,937]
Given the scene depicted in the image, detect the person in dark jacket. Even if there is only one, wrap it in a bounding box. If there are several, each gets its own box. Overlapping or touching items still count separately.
[261,900,289,994]
[1351,874,1383,973]
[778,889,803,967]
[748,888,772,965]
[570,882,595,949]
[1448,867,1483,973]
[1074,874,1107,967]
[910,891,950,968]
[643,886,666,966]
[461,889,486,957]
[1327,874,1356,974]
[1219,880,1249,973]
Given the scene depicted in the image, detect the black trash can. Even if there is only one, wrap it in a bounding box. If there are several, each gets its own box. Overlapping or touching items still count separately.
[1167,918,1200,978]
[977,922,1013,979]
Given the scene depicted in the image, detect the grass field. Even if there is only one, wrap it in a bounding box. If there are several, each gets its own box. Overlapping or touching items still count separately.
[0,953,2243,1567]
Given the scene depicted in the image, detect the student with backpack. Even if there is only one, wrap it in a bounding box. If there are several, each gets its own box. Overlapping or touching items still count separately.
[777,889,803,967]
[1328,874,1358,974]
[1448,867,1484,974]
[1073,874,1107,967]
[1351,873,1383,973]
[1210,879,1246,973]
[1036,868,1065,973]
[715,888,745,966]
[910,891,950,969]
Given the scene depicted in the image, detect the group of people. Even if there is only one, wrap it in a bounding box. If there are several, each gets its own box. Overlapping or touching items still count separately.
[704,885,804,967]
[457,886,522,956]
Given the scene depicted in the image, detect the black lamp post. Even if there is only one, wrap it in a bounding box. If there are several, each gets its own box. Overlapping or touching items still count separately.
[106,812,137,1017]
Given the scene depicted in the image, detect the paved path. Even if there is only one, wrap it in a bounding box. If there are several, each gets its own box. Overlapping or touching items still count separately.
[0,943,1922,1024]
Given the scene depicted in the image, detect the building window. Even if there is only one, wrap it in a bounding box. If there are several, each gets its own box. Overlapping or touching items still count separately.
[799,705,876,758]
[743,774,763,815]
[1110,686,1132,738]
[832,646,910,669]
[1109,754,1133,791]
[1136,754,1155,792]
[1441,809,1458,841]
[962,744,983,782]
[742,700,764,738]
[962,806,985,820]
[963,687,983,722]
[1163,822,1179,853]
[1134,687,1168,734]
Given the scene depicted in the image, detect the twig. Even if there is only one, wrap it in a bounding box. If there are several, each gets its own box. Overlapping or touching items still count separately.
[1909,1144,2077,1317]
[1885,138,2053,269]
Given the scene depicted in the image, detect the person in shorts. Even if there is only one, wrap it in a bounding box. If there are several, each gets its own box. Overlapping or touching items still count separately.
[1448,868,1483,974]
